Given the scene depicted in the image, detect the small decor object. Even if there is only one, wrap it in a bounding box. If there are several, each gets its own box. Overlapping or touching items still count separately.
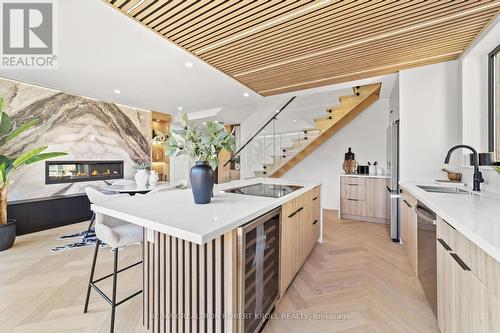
[469,152,496,166]
[343,159,358,174]
[0,97,67,251]
[344,147,355,160]
[134,160,150,187]
[343,147,357,174]
[148,170,159,186]
[441,168,462,182]
[357,165,369,174]
[154,113,235,204]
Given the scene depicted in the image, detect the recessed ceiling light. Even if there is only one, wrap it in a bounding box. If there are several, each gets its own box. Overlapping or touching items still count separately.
[293,119,297,122]
[243,92,250,97]
[113,89,121,94]
[202,122,207,125]
[184,62,194,68]
[177,106,183,111]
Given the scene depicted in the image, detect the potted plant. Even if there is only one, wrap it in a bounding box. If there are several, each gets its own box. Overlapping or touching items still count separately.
[134,160,150,187]
[154,114,235,204]
[0,97,67,251]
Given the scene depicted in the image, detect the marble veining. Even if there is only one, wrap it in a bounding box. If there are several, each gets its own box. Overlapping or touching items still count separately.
[0,77,151,201]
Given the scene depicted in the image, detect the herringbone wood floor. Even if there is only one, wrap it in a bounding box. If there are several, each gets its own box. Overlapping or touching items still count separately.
[0,210,439,332]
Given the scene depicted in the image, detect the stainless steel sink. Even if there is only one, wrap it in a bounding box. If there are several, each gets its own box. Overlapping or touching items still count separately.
[417,185,470,194]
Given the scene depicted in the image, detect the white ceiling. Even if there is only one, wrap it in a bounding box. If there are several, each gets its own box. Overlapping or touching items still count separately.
[0,0,397,125]
[0,0,261,117]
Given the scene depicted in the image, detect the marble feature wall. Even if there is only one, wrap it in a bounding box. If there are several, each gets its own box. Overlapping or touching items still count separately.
[0,77,151,201]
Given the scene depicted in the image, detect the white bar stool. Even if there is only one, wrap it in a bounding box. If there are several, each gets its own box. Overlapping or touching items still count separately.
[83,188,143,333]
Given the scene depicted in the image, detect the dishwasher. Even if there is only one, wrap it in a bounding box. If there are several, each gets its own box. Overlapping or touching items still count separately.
[416,201,437,317]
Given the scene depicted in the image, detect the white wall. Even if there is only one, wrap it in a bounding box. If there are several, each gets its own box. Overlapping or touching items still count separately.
[283,99,390,210]
[399,61,461,182]
[460,17,500,192]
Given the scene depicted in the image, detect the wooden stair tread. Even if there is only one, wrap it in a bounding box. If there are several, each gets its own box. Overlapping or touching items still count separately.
[270,83,382,178]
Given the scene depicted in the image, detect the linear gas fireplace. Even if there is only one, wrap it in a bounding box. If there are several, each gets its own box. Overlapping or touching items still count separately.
[45,160,124,184]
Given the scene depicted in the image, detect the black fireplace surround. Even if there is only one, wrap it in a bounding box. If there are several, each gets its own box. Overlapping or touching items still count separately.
[45,160,124,184]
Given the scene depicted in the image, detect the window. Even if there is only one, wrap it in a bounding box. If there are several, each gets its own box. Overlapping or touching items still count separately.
[489,44,500,161]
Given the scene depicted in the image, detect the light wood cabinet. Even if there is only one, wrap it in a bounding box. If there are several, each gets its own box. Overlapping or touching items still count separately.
[400,190,418,274]
[340,176,389,223]
[280,186,321,297]
[436,219,500,333]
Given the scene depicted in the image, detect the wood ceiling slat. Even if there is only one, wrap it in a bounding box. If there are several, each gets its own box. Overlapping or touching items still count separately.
[152,1,232,34]
[252,48,465,88]
[207,0,444,71]
[169,1,286,45]
[124,0,156,17]
[110,0,129,8]
[207,1,489,72]
[226,6,498,77]
[174,0,299,49]
[202,0,416,59]
[185,0,321,52]
[259,55,459,95]
[244,36,476,87]
[240,33,477,84]
[245,35,474,82]
[161,1,255,38]
[140,0,187,25]
[145,1,209,29]
[242,25,483,81]
[105,0,500,96]
[132,0,170,21]
[221,9,494,74]
[241,25,482,81]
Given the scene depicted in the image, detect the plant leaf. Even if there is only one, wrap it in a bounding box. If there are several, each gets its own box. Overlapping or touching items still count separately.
[6,119,38,143]
[0,155,9,184]
[0,104,13,138]
[13,146,47,167]
[25,152,67,164]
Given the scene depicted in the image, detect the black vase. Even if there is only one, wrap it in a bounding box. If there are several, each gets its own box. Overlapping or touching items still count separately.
[190,161,214,204]
[0,219,16,252]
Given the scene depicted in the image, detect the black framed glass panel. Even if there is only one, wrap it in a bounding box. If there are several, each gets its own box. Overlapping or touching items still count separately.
[489,44,500,161]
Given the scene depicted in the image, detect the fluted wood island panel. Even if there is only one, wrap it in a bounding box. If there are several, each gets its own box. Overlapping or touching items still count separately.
[143,230,237,333]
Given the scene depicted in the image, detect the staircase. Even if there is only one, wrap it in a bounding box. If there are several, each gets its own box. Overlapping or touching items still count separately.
[252,83,382,178]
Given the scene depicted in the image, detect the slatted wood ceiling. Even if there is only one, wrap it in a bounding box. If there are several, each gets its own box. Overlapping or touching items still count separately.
[106,0,500,96]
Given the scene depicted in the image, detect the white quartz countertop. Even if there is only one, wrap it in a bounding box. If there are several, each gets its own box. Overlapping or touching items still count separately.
[91,178,321,245]
[400,181,500,262]
[340,173,391,179]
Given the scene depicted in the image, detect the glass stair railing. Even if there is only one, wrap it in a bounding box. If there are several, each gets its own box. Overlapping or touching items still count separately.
[226,84,381,179]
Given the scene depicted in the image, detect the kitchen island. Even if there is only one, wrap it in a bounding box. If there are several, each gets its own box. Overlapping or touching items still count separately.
[91,178,322,333]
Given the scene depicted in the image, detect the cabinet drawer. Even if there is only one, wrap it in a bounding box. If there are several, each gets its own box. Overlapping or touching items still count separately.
[340,176,366,186]
[341,198,366,216]
[282,199,296,220]
[341,184,366,200]
[438,218,500,300]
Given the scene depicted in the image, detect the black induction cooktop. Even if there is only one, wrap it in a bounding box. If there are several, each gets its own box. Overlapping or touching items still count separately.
[224,183,303,198]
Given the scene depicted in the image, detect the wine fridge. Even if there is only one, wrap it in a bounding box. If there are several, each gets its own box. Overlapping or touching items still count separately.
[237,207,281,333]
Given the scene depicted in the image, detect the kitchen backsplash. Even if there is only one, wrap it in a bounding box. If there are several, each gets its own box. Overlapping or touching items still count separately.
[460,166,500,193]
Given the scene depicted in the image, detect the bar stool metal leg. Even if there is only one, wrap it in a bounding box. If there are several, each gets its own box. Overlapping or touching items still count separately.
[110,248,118,333]
[84,213,96,238]
[84,238,100,313]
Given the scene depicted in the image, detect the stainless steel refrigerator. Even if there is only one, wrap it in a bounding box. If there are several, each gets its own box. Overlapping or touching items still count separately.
[387,118,400,242]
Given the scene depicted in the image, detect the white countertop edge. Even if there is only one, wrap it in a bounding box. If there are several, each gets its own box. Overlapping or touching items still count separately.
[339,174,391,179]
[92,178,322,245]
[399,181,500,263]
